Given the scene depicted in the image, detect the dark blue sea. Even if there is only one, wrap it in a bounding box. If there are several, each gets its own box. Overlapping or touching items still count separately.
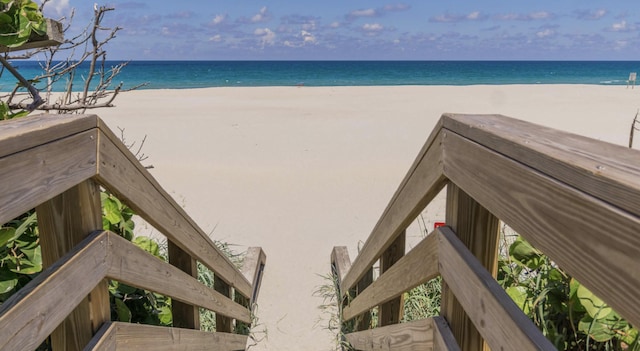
[2,61,640,91]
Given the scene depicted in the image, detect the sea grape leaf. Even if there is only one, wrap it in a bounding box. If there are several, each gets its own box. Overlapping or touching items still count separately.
[509,236,542,269]
[506,286,530,315]
[577,284,612,318]
[0,227,17,247]
[114,298,132,322]
[157,305,172,326]
[132,236,160,258]
[0,268,18,294]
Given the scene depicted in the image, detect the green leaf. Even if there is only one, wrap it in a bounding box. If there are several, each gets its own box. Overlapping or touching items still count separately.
[157,305,172,326]
[114,298,132,322]
[577,284,612,319]
[102,196,123,225]
[0,268,18,294]
[0,227,17,247]
[506,286,530,315]
[133,236,160,258]
[509,237,542,269]
[578,313,627,342]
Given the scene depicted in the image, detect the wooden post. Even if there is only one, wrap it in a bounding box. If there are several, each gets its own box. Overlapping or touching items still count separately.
[168,241,200,330]
[36,180,110,351]
[442,184,500,351]
[378,231,405,326]
[214,277,232,332]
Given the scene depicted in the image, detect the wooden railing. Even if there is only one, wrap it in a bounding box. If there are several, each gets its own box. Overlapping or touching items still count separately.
[0,114,266,351]
[332,114,640,351]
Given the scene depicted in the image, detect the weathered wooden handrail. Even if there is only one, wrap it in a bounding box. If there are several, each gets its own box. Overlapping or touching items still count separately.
[0,114,266,350]
[333,113,640,350]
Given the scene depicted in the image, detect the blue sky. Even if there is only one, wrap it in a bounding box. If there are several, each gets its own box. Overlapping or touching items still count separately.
[41,0,640,60]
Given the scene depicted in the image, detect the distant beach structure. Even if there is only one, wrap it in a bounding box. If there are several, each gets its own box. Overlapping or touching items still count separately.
[1,60,639,91]
[628,72,636,89]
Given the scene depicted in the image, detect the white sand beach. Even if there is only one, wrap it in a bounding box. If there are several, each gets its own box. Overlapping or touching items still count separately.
[98,85,639,350]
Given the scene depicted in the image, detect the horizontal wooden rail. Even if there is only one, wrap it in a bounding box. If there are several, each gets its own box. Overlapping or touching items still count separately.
[0,231,253,350]
[335,113,640,350]
[0,114,266,350]
[86,322,248,351]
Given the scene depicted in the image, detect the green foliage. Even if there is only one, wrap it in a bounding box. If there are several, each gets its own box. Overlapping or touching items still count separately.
[0,0,46,47]
[0,211,38,303]
[402,277,441,322]
[499,235,639,350]
[101,192,134,240]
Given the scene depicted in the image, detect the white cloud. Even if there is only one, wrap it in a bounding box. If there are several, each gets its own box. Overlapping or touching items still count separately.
[209,35,222,42]
[301,30,316,44]
[43,0,70,16]
[529,11,551,20]
[161,27,171,36]
[611,20,628,32]
[211,14,227,26]
[330,22,341,28]
[536,29,555,38]
[363,23,384,32]
[350,9,377,18]
[252,7,269,23]
[467,11,481,20]
[254,27,276,47]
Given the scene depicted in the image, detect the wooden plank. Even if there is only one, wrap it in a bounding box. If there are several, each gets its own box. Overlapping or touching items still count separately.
[110,322,248,351]
[331,246,351,284]
[441,184,499,351]
[441,130,640,328]
[379,231,406,327]
[342,130,446,293]
[168,241,200,330]
[106,233,251,323]
[0,129,98,225]
[0,231,109,351]
[345,318,435,351]
[343,233,438,321]
[432,316,460,351]
[95,128,253,298]
[442,113,640,218]
[84,322,117,351]
[215,277,232,333]
[437,226,556,351]
[355,268,374,331]
[0,113,99,158]
[36,180,110,351]
[241,247,267,304]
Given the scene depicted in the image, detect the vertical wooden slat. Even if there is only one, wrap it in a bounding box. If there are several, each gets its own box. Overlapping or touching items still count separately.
[378,231,405,326]
[167,241,200,330]
[214,277,233,332]
[442,184,500,351]
[353,267,374,331]
[36,179,110,351]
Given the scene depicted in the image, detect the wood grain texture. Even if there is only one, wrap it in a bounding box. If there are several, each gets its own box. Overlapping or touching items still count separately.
[441,129,640,328]
[343,233,438,321]
[443,113,640,218]
[437,227,555,351]
[0,113,98,158]
[342,130,446,294]
[37,180,110,351]
[379,231,406,327]
[331,247,352,285]
[168,240,201,330]
[241,247,267,304]
[214,277,232,333]
[106,233,251,323]
[84,322,117,351]
[345,318,435,351]
[354,268,374,331]
[0,231,109,351]
[0,129,98,225]
[432,316,460,351]
[441,184,500,351]
[110,322,248,351]
[96,129,253,298]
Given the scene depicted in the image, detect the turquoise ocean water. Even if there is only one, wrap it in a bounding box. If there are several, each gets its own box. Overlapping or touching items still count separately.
[2,60,640,91]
